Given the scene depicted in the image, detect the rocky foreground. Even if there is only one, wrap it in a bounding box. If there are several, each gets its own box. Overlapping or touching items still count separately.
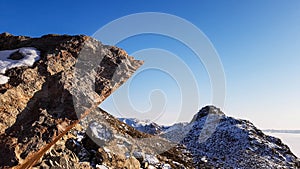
[0,33,299,169]
[0,33,198,169]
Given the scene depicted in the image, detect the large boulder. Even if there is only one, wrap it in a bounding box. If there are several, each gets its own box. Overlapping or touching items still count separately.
[0,33,143,168]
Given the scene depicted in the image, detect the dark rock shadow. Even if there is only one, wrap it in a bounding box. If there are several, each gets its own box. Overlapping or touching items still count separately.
[0,68,77,167]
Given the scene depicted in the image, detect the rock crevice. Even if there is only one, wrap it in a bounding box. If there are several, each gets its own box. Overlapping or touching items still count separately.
[0,33,143,168]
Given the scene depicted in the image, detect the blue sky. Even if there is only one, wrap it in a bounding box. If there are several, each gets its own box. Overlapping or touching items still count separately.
[1,0,300,129]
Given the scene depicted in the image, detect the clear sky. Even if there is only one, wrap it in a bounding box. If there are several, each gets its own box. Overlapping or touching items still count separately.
[1,0,299,129]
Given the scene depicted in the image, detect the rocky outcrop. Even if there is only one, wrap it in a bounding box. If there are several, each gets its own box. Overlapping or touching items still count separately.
[36,108,196,169]
[0,33,199,169]
[3,32,296,169]
[0,33,143,168]
[123,106,300,168]
[181,106,300,168]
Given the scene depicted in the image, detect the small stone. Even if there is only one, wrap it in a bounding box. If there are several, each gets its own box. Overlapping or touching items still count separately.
[8,50,24,60]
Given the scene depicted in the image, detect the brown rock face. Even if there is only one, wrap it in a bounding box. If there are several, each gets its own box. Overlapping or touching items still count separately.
[0,33,143,168]
[36,108,196,169]
[0,33,198,169]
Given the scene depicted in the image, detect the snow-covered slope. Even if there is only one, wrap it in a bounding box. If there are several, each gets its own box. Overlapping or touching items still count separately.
[118,118,164,135]
[0,47,40,84]
[121,106,300,168]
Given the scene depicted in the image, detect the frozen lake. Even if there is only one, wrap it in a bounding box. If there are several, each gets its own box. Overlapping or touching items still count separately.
[265,132,300,157]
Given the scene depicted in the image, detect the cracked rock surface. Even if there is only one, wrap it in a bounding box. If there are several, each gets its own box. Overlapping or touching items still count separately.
[0,33,199,169]
[0,33,143,168]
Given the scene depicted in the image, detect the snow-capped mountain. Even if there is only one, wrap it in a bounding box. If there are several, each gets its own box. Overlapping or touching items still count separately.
[121,106,300,168]
[118,118,164,135]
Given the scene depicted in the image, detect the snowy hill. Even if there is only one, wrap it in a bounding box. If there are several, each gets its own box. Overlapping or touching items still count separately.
[118,118,163,135]
[121,106,300,168]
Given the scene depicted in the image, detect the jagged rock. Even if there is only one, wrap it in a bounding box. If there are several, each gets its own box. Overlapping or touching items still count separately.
[5,32,290,169]
[190,105,224,122]
[181,107,299,168]
[124,106,300,168]
[0,33,197,169]
[124,157,140,169]
[37,108,196,168]
[0,33,143,168]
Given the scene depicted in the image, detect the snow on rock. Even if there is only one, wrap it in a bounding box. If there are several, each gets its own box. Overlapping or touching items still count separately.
[0,47,40,74]
[87,122,113,143]
[124,105,300,168]
[0,74,9,85]
[161,163,172,169]
[200,156,208,163]
[160,122,191,143]
[178,106,300,168]
[147,165,156,169]
[145,154,160,165]
[133,151,144,160]
[76,132,85,142]
[0,47,40,85]
[96,164,108,169]
[119,118,163,135]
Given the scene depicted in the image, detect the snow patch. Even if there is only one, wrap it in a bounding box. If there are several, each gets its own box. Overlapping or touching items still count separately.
[120,118,152,128]
[76,132,85,142]
[147,165,156,169]
[96,164,108,169]
[0,47,40,85]
[0,47,40,74]
[162,163,172,169]
[89,122,112,142]
[145,154,159,165]
[0,75,9,85]
[201,156,208,163]
[119,118,163,135]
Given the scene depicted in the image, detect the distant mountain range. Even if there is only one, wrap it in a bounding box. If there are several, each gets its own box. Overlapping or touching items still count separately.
[263,129,300,134]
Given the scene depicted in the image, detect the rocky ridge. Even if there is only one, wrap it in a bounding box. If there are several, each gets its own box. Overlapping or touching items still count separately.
[1,33,298,169]
[123,106,300,168]
[0,33,199,169]
[37,108,196,169]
